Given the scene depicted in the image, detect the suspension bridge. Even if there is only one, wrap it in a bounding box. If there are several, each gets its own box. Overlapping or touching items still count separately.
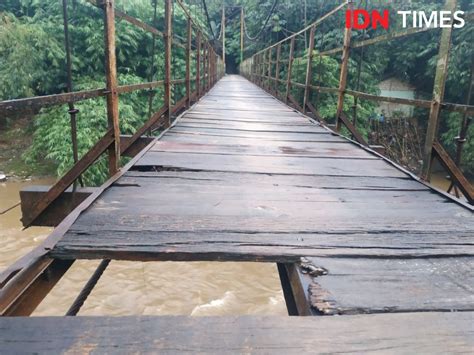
[0,0,473,352]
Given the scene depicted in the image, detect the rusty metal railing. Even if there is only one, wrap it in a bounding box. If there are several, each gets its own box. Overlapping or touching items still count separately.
[240,0,473,204]
[0,0,224,227]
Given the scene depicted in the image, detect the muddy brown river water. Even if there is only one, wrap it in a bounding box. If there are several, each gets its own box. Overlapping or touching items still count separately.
[0,179,286,316]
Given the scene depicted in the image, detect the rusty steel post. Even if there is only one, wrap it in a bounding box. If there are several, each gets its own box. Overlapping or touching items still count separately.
[205,43,209,92]
[448,57,473,196]
[164,0,173,126]
[206,43,211,91]
[222,5,226,74]
[196,32,201,98]
[275,43,281,97]
[255,54,260,85]
[185,17,192,108]
[212,49,217,85]
[262,50,268,89]
[303,25,316,114]
[240,7,244,65]
[61,0,82,188]
[421,0,457,180]
[258,54,263,86]
[267,48,272,92]
[211,47,214,87]
[147,0,158,120]
[285,37,295,104]
[335,1,352,131]
[202,43,207,93]
[103,0,120,176]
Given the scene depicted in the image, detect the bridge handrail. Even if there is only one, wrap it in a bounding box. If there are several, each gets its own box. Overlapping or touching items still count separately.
[0,0,224,227]
[240,0,473,204]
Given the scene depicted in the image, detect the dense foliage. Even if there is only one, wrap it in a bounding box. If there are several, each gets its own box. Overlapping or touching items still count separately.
[0,0,472,182]
[0,0,199,184]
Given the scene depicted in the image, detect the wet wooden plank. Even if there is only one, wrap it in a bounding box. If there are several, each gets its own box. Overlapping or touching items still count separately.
[174,123,329,134]
[165,129,346,142]
[159,134,364,149]
[177,119,322,130]
[182,115,309,124]
[303,257,474,314]
[50,75,473,267]
[134,151,406,177]
[52,172,472,261]
[150,140,377,159]
[1,313,473,354]
[171,125,331,137]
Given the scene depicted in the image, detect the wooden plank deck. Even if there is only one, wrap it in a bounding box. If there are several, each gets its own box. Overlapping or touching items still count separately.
[51,76,473,263]
[2,75,473,352]
[46,75,473,324]
[1,313,473,354]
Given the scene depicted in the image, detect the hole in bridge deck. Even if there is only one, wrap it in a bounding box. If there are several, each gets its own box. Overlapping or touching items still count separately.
[32,261,287,316]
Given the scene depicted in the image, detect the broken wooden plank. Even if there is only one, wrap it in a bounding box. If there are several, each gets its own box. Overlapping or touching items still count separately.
[304,256,474,314]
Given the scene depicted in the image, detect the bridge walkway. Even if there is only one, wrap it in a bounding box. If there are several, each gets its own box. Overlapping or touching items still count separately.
[1,75,473,353]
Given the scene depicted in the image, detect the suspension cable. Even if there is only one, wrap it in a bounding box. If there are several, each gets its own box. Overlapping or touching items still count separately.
[65,259,110,316]
[201,0,216,39]
[176,0,218,44]
[243,0,279,41]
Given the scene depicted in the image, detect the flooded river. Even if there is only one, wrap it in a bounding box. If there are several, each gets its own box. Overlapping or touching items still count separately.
[0,179,286,316]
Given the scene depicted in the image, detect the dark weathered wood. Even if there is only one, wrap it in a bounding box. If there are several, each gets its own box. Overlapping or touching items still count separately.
[339,112,368,146]
[121,106,168,154]
[287,93,304,112]
[103,0,120,176]
[1,313,473,353]
[151,139,376,159]
[432,140,473,203]
[120,135,155,158]
[134,151,405,177]
[23,129,114,227]
[278,263,315,316]
[53,172,472,261]
[47,77,472,267]
[20,185,95,227]
[165,128,346,142]
[1,259,73,316]
[305,101,324,122]
[304,256,474,314]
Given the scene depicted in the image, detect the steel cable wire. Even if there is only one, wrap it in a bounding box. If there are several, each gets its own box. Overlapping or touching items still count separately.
[243,0,279,41]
